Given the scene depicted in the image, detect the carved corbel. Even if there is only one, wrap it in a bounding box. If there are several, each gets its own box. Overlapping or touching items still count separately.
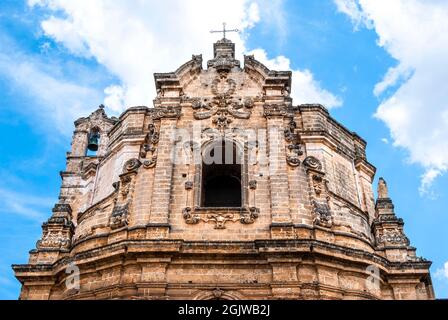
[109,202,129,230]
[108,158,140,229]
[303,156,333,228]
[140,123,159,168]
[284,118,303,167]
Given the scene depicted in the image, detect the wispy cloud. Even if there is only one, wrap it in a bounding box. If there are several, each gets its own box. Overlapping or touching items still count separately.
[435,261,448,282]
[0,187,54,221]
[335,0,448,195]
[248,48,343,108]
[334,0,372,30]
[0,40,103,136]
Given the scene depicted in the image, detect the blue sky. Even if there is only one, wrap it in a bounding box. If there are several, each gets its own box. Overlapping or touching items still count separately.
[0,0,447,299]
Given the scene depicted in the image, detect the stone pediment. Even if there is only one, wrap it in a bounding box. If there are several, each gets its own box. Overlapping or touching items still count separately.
[153,38,291,103]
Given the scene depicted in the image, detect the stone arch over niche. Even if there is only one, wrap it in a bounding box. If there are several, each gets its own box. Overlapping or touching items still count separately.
[192,289,245,300]
[194,137,249,209]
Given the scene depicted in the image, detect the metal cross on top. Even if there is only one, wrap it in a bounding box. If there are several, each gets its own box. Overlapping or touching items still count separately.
[210,22,239,40]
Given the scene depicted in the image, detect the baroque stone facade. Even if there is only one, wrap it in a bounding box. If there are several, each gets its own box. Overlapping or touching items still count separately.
[13,39,434,300]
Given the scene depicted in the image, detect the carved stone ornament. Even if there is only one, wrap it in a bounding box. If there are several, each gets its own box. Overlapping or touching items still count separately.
[213,288,224,299]
[249,180,257,190]
[190,74,254,131]
[263,104,289,117]
[153,106,181,119]
[305,161,332,228]
[303,156,323,171]
[140,123,159,156]
[37,230,71,250]
[109,203,129,229]
[182,207,200,225]
[207,39,240,72]
[312,200,333,228]
[139,123,160,169]
[143,157,157,169]
[36,204,74,250]
[312,175,324,196]
[284,118,303,166]
[185,181,193,190]
[123,158,142,173]
[376,229,410,246]
[374,214,403,224]
[208,54,240,72]
[120,175,133,197]
[182,207,259,229]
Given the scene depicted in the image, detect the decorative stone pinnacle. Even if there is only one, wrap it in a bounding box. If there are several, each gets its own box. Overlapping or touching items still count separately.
[378,177,389,199]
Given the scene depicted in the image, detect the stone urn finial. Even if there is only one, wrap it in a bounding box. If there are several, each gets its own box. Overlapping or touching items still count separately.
[378,177,389,199]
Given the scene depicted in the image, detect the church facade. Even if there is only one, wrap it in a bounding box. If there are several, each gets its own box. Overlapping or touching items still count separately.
[13,39,434,300]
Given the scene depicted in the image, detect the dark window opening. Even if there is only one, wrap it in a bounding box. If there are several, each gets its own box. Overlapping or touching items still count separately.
[201,141,242,207]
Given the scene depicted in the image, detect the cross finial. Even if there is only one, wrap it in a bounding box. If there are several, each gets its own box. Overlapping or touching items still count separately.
[210,22,239,40]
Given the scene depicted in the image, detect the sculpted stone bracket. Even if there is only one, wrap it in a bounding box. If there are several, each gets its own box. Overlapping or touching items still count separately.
[284,117,303,167]
[303,156,333,228]
[183,207,259,229]
[110,202,130,230]
[139,122,160,168]
[109,158,141,230]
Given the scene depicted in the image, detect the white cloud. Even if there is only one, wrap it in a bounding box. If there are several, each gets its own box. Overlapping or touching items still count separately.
[28,0,339,112]
[335,0,448,194]
[419,169,442,199]
[248,48,342,108]
[435,261,448,281]
[334,0,371,30]
[0,188,54,221]
[0,50,103,135]
[28,0,260,111]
